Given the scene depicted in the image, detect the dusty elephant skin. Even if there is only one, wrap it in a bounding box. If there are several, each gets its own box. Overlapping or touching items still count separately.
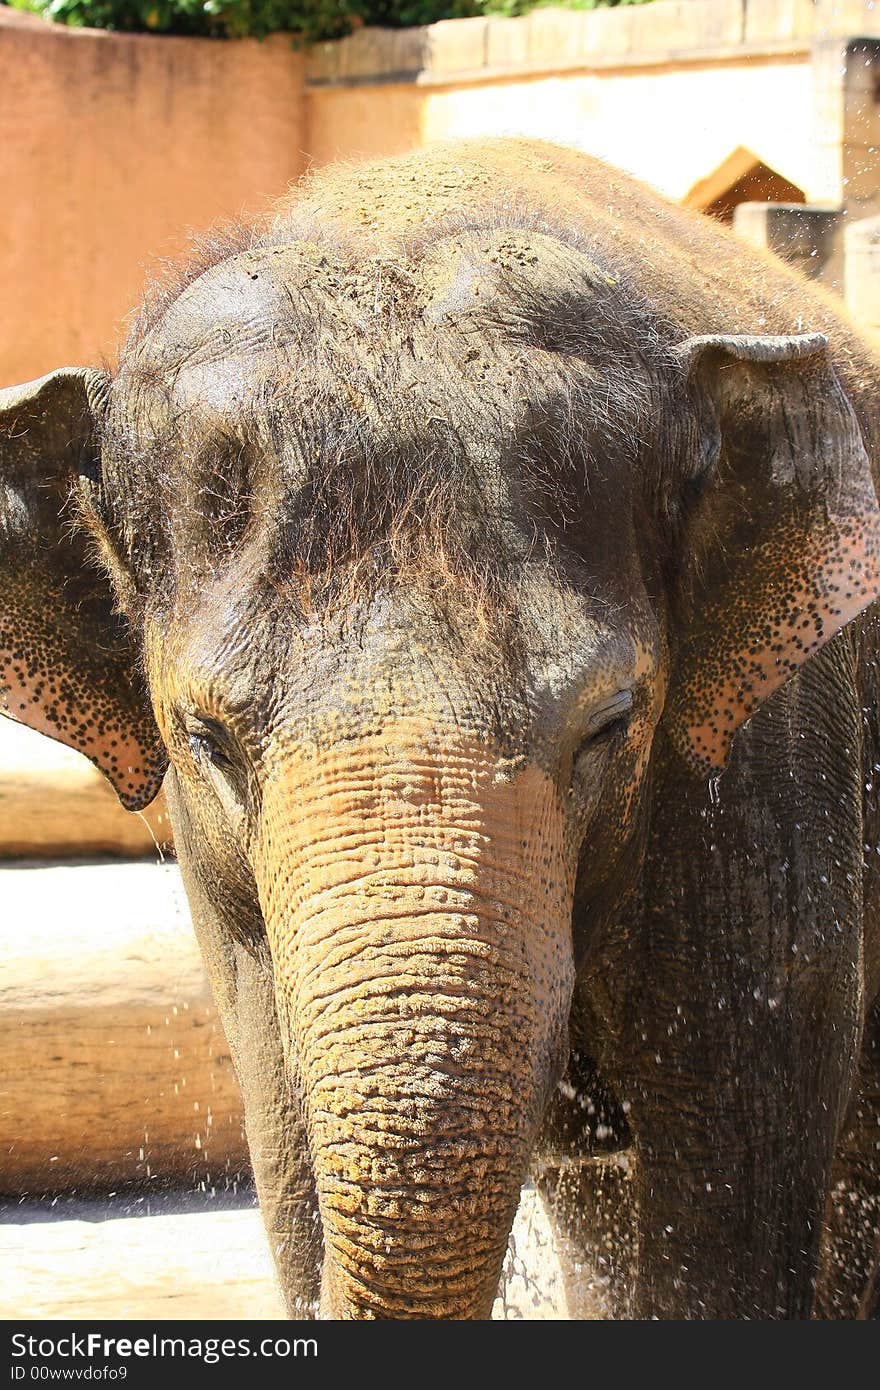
[3,138,880,1319]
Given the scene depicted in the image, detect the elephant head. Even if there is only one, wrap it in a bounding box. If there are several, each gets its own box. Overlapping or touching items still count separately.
[4,190,880,1317]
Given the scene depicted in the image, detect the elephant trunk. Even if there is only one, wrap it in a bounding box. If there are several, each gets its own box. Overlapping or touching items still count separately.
[304,924,536,1319]
[256,731,574,1319]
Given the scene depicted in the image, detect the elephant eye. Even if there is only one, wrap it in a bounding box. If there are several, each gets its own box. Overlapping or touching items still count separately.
[575,690,634,757]
[184,714,247,795]
[188,724,234,769]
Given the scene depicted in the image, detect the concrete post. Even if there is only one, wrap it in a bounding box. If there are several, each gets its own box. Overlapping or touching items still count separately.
[733,201,843,281]
[845,212,880,332]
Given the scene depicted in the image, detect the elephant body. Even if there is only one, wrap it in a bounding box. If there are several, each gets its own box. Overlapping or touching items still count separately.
[3,139,880,1317]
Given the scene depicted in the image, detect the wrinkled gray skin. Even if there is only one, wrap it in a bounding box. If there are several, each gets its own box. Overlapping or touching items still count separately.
[3,140,880,1318]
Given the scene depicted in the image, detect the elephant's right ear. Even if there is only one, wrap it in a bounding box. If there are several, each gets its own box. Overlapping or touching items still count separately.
[1,368,167,810]
[663,332,880,777]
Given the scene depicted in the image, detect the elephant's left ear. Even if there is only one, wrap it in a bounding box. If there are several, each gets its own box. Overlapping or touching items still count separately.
[664,331,880,776]
[0,368,168,810]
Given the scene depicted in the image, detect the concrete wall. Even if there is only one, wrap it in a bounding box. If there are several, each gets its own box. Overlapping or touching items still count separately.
[0,11,306,385]
[306,54,814,206]
[305,7,815,205]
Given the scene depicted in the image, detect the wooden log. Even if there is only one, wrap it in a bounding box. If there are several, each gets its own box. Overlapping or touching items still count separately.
[0,719,169,858]
[0,862,248,1191]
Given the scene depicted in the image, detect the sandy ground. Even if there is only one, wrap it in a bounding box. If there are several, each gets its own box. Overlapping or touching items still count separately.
[0,1184,566,1320]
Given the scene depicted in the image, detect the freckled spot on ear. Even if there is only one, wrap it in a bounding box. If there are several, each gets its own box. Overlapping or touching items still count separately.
[667,510,880,774]
[1,585,166,810]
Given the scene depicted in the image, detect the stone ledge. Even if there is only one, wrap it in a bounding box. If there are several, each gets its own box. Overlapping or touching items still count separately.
[306,0,880,89]
[308,37,815,92]
[0,1187,567,1319]
[0,1206,285,1321]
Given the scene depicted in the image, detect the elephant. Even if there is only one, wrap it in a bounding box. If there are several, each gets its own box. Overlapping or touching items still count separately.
[3,137,880,1319]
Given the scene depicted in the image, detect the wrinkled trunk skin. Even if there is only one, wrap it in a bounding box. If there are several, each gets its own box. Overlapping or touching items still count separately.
[255,727,575,1319]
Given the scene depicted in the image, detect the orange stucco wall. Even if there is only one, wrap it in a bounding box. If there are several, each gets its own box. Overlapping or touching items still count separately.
[0,13,306,385]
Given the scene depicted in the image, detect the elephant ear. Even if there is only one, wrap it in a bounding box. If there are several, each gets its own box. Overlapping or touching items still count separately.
[0,368,167,810]
[663,331,880,776]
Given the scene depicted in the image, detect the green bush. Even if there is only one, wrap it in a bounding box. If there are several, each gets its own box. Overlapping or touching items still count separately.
[3,0,652,46]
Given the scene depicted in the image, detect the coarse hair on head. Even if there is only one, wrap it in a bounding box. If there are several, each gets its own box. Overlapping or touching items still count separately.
[97,196,678,645]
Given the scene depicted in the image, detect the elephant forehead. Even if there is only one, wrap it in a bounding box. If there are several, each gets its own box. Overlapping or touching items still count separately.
[126,226,625,383]
[128,240,430,377]
[417,228,617,322]
[126,245,322,375]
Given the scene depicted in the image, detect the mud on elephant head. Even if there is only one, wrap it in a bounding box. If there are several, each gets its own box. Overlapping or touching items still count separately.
[3,140,880,1318]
